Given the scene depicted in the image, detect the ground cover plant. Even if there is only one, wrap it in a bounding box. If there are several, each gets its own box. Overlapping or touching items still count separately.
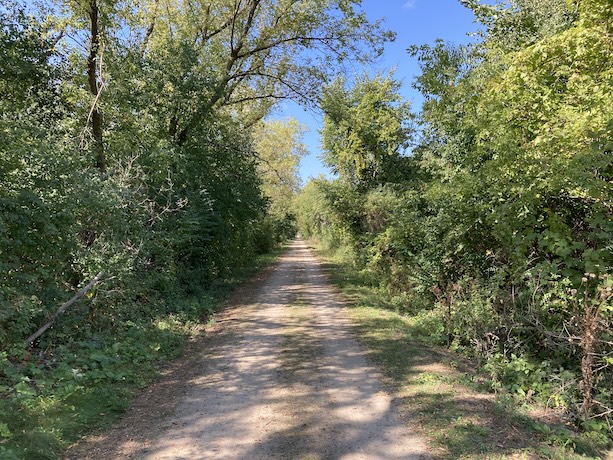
[0,250,283,459]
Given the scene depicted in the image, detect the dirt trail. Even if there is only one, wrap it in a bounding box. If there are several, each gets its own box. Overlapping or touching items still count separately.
[66,240,430,459]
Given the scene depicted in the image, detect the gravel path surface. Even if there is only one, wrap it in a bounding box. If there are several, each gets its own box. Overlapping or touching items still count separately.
[66,240,430,459]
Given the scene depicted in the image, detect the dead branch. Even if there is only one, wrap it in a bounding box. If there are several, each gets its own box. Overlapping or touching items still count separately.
[25,272,104,346]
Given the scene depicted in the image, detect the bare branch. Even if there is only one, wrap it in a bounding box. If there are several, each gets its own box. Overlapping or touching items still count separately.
[25,272,105,345]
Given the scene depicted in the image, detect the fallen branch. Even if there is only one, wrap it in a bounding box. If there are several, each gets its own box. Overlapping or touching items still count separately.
[25,272,104,346]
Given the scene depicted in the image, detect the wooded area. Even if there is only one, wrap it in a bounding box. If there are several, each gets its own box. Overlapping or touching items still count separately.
[296,0,612,452]
[1,0,612,457]
[0,0,383,456]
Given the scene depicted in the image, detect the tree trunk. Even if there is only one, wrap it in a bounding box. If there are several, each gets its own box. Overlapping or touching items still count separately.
[87,0,105,172]
[25,272,104,345]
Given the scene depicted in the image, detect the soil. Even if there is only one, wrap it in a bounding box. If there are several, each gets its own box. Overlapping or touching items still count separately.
[65,240,430,460]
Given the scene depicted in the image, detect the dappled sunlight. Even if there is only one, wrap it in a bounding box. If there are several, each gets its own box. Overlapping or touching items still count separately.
[71,239,429,459]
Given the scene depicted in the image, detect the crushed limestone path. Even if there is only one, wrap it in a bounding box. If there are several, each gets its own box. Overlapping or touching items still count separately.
[66,240,430,460]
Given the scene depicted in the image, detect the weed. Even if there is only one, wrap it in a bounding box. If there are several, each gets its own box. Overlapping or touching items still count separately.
[0,248,284,459]
[313,242,606,459]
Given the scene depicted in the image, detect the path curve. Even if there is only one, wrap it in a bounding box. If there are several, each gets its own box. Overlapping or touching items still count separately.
[66,240,430,459]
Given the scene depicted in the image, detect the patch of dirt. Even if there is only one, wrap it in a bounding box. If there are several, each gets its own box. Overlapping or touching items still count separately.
[65,240,430,459]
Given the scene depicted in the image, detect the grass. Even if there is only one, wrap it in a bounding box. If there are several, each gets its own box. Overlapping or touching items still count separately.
[0,245,286,460]
[310,241,607,460]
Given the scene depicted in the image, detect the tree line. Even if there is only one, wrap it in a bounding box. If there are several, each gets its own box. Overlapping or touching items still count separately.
[296,0,612,448]
[0,0,386,456]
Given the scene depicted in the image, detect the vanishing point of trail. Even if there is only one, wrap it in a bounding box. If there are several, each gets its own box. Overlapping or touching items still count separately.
[67,240,429,459]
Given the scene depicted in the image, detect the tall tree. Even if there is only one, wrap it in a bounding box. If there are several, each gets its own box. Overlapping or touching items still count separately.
[320,73,412,188]
[86,0,105,171]
[72,0,393,147]
[252,117,307,219]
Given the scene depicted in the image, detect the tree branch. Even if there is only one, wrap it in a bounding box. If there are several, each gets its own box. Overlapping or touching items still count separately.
[25,272,105,346]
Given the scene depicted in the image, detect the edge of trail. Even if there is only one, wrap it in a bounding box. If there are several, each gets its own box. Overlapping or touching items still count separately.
[65,239,431,459]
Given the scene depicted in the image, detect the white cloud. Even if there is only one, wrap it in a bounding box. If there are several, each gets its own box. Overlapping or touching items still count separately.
[403,0,417,9]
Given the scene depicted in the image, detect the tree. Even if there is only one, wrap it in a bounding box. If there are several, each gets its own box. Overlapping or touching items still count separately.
[252,117,306,217]
[247,117,308,246]
[409,0,613,424]
[47,0,393,151]
[466,0,613,419]
[0,1,391,455]
[320,73,412,187]
[297,0,612,437]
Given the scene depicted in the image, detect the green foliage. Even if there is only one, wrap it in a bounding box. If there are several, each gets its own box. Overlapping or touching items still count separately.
[296,0,613,451]
[1,0,389,456]
[461,0,578,51]
[0,3,62,119]
[0,251,275,458]
[315,245,602,459]
[320,73,413,187]
[252,117,308,244]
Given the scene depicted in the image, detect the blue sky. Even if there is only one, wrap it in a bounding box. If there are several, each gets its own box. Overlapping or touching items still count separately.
[273,0,482,184]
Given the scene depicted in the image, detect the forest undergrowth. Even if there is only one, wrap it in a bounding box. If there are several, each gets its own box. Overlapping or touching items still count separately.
[311,240,610,459]
[0,249,283,459]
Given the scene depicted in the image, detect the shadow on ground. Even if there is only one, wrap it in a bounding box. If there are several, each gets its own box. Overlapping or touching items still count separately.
[66,241,429,459]
[316,254,596,459]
